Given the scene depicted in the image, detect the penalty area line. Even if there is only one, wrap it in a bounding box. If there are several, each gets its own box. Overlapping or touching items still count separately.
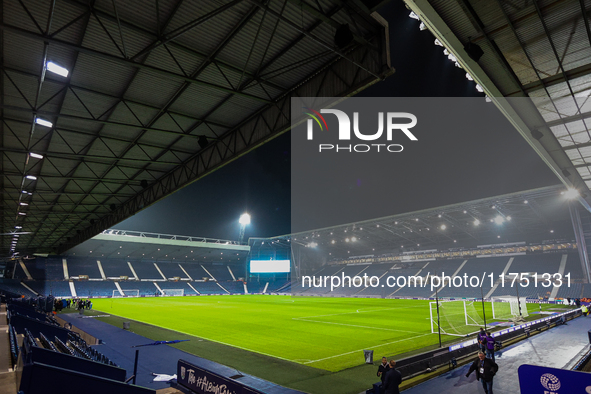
[303,333,432,364]
[292,318,422,334]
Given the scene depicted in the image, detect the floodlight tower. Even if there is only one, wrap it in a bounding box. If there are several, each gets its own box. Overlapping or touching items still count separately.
[239,213,251,245]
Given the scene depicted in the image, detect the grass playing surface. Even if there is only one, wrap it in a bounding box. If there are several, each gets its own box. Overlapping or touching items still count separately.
[91,295,558,372]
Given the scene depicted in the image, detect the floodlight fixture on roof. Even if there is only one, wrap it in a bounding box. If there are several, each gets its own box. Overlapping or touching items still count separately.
[409,11,420,20]
[466,73,473,81]
[18,212,26,216]
[25,175,37,180]
[564,188,579,200]
[440,224,446,230]
[29,152,43,159]
[494,215,505,225]
[239,213,251,225]
[434,38,443,47]
[19,202,28,206]
[35,118,53,128]
[46,61,69,77]
[474,219,480,226]
[475,84,484,93]
[419,22,427,31]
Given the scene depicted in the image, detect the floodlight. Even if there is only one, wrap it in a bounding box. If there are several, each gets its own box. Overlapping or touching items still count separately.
[15,226,22,229]
[434,38,443,47]
[494,215,504,225]
[564,188,579,200]
[506,216,512,221]
[475,84,484,93]
[239,213,251,225]
[474,219,480,226]
[351,237,357,242]
[409,11,419,20]
[440,224,446,230]
[29,152,43,159]
[35,118,53,128]
[419,22,426,31]
[19,202,28,206]
[18,212,26,216]
[25,175,37,180]
[46,61,69,77]
[448,54,457,62]
[345,238,350,242]
[465,73,473,81]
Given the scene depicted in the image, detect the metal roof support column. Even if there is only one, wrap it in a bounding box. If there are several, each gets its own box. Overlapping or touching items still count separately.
[569,203,591,283]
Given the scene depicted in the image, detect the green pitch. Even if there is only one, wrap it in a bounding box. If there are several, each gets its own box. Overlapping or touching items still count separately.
[91,295,553,372]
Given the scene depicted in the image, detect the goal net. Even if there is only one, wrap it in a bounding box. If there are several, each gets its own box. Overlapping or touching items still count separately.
[112,289,139,298]
[430,300,484,336]
[492,296,529,320]
[161,288,184,296]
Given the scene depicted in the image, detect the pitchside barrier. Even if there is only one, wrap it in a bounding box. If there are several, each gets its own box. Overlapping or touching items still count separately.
[390,308,581,380]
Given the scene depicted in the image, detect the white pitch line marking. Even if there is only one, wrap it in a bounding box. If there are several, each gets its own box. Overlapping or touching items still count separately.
[296,304,426,320]
[292,318,422,334]
[304,333,432,364]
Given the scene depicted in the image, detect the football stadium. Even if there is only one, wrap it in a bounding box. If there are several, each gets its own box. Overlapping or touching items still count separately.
[3,1,591,394]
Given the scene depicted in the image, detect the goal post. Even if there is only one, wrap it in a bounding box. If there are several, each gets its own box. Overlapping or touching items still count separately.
[492,296,529,320]
[112,289,139,298]
[161,288,184,296]
[430,300,484,337]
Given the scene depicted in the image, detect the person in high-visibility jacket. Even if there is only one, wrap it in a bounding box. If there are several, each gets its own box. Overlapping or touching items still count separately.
[582,304,588,316]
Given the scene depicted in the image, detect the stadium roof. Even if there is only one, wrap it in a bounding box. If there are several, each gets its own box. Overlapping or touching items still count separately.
[61,229,250,264]
[1,0,392,257]
[260,184,576,256]
[405,0,591,212]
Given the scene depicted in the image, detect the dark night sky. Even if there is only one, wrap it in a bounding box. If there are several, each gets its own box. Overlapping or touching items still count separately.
[117,1,559,241]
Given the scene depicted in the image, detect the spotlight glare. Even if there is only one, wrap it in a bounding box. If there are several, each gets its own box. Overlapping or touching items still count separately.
[494,215,504,225]
[239,213,251,225]
[564,188,579,200]
[440,224,447,230]
[474,219,480,226]
[35,118,53,128]
[25,175,37,180]
[29,152,44,159]
[46,61,69,77]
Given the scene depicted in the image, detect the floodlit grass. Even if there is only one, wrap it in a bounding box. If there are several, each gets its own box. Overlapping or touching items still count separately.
[91,295,559,372]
